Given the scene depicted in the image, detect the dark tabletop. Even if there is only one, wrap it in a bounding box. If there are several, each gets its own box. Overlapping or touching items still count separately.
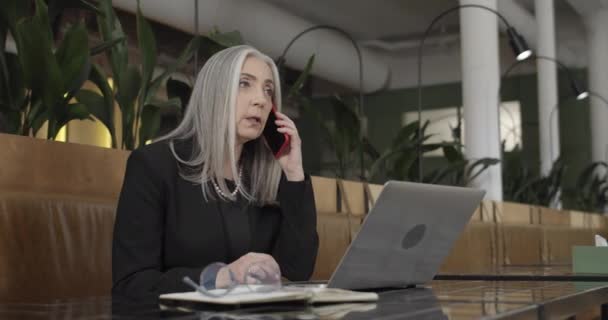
[435,265,608,282]
[2,280,608,319]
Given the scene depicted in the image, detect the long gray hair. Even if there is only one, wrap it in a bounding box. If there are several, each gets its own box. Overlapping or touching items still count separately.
[158,45,283,204]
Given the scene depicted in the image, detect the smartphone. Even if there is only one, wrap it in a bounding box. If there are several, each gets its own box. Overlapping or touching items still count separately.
[263,105,290,158]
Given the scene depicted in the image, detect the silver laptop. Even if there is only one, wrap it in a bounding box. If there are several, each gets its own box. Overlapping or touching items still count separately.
[326,181,485,290]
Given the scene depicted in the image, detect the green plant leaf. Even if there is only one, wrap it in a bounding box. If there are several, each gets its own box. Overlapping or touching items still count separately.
[136,0,157,92]
[443,145,465,163]
[0,27,9,110]
[48,102,92,139]
[361,137,380,161]
[166,78,192,112]
[0,53,25,114]
[1,109,20,134]
[197,30,245,59]
[424,161,467,185]
[116,65,141,149]
[370,145,415,179]
[33,0,53,46]
[0,0,29,34]
[90,35,126,56]
[207,29,244,47]
[97,0,128,88]
[87,64,115,146]
[330,95,360,150]
[14,0,63,114]
[148,97,181,112]
[56,22,91,95]
[75,89,114,138]
[64,102,92,121]
[145,36,201,106]
[31,110,49,135]
[116,66,141,115]
[576,162,608,191]
[466,158,500,185]
[138,103,161,147]
[391,121,420,148]
[287,54,315,100]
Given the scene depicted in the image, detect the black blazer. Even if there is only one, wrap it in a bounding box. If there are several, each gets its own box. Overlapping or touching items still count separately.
[111,140,319,297]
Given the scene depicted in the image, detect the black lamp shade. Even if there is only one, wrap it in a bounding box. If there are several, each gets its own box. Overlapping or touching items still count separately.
[570,80,589,100]
[506,27,532,61]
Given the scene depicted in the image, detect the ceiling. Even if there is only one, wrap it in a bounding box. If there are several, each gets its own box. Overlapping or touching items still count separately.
[112,0,594,91]
[262,0,587,61]
[263,0,460,41]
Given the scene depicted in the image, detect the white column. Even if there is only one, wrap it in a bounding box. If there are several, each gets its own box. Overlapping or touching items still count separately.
[460,0,503,200]
[587,10,608,163]
[535,0,559,175]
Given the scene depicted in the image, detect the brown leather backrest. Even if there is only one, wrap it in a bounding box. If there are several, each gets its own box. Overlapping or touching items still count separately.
[0,134,129,200]
[0,192,116,302]
[311,212,353,281]
[440,222,497,273]
[0,134,128,302]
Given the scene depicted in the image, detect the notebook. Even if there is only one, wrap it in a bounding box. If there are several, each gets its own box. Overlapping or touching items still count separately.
[159,285,378,306]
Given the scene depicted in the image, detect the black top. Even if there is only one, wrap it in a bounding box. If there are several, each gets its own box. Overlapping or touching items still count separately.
[111,140,319,297]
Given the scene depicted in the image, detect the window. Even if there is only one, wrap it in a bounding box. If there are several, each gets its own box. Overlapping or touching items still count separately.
[401,101,522,156]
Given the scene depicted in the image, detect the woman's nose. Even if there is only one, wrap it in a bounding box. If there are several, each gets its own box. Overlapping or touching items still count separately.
[251,89,268,108]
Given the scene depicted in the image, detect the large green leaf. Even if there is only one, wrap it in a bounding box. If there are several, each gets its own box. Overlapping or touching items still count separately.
[75,89,114,138]
[0,53,25,113]
[90,35,126,56]
[33,0,53,46]
[370,144,416,179]
[145,36,201,106]
[55,22,91,95]
[466,158,500,184]
[330,95,360,152]
[136,0,157,96]
[574,162,608,212]
[207,29,244,47]
[138,104,161,147]
[50,102,92,139]
[361,137,380,161]
[97,0,128,88]
[116,66,141,117]
[577,162,608,191]
[425,160,468,185]
[287,54,315,100]
[198,30,245,59]
[64,102,92,121]
[391,121,420,148]
[116,66,141,149]
[166,78,192,112]
[443,145,465,163]
[14,0,63,114]
[29,100,47,136]
[139,98,182,146]
[87,64,116,146]
[0,27,9,110]
[0,0,29,34]
[1,109,20,134]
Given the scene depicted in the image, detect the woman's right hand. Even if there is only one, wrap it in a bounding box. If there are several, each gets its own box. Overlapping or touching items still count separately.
[215,252,281,288]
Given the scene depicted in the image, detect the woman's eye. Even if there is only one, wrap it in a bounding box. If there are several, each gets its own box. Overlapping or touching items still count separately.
[239,80,250,88]
[264,87,274,96]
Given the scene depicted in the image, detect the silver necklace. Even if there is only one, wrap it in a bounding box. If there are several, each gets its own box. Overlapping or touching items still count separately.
[212,166,243,198]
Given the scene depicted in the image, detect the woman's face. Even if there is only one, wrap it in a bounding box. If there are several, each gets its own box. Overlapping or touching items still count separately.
[235,56,275,145]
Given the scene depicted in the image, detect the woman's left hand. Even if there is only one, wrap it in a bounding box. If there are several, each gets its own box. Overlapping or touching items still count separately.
[274,111,305,181]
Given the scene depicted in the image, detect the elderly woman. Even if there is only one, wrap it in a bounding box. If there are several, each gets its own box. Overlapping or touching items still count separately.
[112,45,318,297]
